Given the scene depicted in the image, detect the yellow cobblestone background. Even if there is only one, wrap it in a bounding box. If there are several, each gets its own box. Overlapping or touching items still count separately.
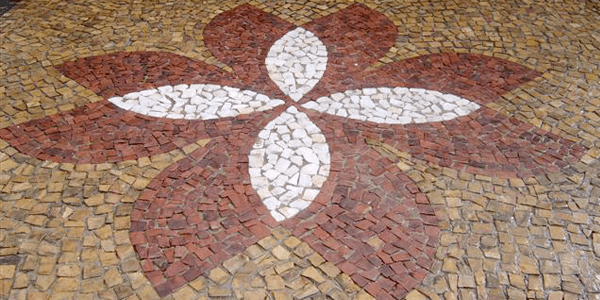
[1,0,599,299]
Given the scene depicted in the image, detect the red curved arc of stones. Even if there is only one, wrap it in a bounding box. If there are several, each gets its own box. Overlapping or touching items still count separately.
[202,3,399,101]
[131,105,439,298]
[203,3,295,99]
[0,101,211,164]
[358,52,543,106]
[55,51,240,99]
[0,51,274,164]
[312,107,586,179]
[304,52,543,106]
[284,110,439,300]
[301,3,398,101]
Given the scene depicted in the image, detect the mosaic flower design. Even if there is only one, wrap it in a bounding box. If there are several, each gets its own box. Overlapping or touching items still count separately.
[0,3,586,298]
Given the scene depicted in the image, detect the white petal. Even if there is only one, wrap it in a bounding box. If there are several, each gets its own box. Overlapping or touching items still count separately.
[302,87,481,124]
[266,27,328,101]
[108,84,284,120]
[249,107,330,221]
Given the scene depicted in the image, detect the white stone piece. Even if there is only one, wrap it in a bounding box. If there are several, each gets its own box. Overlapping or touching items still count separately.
[249,106,330,222]
[302,87,481,124]
[266,27,328,101]
[108,84,285,120]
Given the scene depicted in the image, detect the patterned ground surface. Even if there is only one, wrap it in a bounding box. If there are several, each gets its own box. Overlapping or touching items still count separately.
[1,1,599,299]
[0,0,18,16]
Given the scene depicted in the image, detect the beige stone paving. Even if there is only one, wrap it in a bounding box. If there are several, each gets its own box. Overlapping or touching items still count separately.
[370,140,600,300]
[1,0,599,299]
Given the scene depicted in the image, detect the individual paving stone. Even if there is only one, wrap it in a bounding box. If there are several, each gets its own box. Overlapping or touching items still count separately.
[222,254,248,274]
[208,285,232,297]
[108,84,285,120]
[302,266,326,283]
[12,272,29,289]
[208,267,229,285]
[405,290,428,300]
[303,87,481,124]
[104,267,123,288]
[249,106,330,221]
[266,27,327,101]
[265,275,285,290]
[244,289,267,299]
[271,245,291,261]
[56,265,79,277]
[0,265,16,279]
[1,1,600,300]
[54,277,79,292]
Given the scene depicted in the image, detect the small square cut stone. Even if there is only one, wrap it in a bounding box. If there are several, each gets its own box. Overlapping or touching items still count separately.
[265,275,285,290]
[271,245,291,260]
[209,267,229,285]
[302,266,326,283]
[223,255,248,274]
[208,286,232,297]
[0,265,16,279]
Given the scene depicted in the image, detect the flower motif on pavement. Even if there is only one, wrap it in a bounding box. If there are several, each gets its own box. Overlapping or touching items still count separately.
[0,3,586,299]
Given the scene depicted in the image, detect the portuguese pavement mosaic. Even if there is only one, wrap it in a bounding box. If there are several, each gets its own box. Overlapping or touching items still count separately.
[1,1,599,300]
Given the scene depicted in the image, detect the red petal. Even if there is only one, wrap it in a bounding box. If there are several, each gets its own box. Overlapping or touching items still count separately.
[303,3,397,77]
[359,52,541,105]
[302,106,585,179]
[0,103,196,164]
[0,105,289,164]
[305,52,541,105]
[282,138,437,300]
[0,51,253,164]
[306,52,585,177]
[131,110,283,296]
[303,51,577,178]
[55,51,238,98]
[203,4,295,98]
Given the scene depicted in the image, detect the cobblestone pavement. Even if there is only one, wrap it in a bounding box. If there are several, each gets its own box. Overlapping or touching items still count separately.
[1,1,599,299]
[0,0,18,16]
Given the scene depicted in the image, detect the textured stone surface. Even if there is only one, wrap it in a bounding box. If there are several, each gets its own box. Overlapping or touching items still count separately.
[303,87,481,124]
[266,27,328,101]
[108,84,285,120]
[1,1,599,300]
[250,106,331,221]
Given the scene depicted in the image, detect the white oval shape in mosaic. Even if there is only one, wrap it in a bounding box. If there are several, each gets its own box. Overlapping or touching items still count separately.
[265,27,328,102]
[249,106,330,222]
[107,84,285,120]
[302,87,481,124]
